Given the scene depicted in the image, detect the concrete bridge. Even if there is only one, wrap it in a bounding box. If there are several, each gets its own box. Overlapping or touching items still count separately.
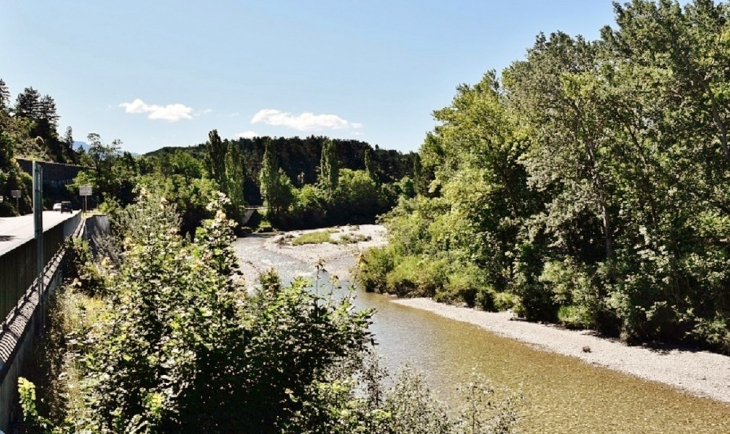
[242,206,264,226]
[0,211,89,430]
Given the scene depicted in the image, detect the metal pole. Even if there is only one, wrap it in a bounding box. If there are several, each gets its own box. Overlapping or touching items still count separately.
[33,162,44,329]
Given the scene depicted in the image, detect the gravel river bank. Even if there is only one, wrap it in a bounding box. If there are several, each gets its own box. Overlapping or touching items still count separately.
[234,224,730,432]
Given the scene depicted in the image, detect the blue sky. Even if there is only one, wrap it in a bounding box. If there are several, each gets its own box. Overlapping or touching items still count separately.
[1,0,618,154]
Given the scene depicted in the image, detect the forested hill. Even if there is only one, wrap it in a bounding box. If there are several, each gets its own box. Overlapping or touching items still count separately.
[147,135,418,205]
[1,78,80,215]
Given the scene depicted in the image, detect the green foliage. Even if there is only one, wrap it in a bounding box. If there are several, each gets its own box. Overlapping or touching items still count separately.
[539,260,600,329]
[292,229,336,245]
[134,173,217,237]
[319,138,339,195]
[203,129,227,184]
[22,191,382,432]
[260,140,295,223]
[354,0,730,353]
[224,140,246,220]
[286,359,520,434]
[18,377,53,431]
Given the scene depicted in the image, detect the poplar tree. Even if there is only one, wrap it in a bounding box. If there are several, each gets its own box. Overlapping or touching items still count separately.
[319,139,339,194]
[204,129,227,187]
[0,79,9,112]
[224,141,246,212]
[259,140,293,218]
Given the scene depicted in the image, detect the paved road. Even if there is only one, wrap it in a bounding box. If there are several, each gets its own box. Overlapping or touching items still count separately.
[0,211,80,256]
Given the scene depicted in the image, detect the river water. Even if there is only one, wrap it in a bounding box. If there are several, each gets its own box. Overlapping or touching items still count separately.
[233,235,730,433]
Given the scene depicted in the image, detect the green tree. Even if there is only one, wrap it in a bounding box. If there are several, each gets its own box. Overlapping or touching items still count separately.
[0,78,9,112]
[260,139,294,220]
[224,141,246,218]
[14,87,41,119]
[63,126,74,155]
[204,129,227,185]
[319,138,339,195]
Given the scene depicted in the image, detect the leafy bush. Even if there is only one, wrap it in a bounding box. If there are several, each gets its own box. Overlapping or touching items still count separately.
[443,264,492,308]
[22,191,520,433]
[540,259,600,329]
[385,255,448,298]
[354,245,397,293]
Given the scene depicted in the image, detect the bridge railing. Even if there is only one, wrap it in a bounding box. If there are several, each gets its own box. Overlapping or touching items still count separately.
[0,214,81,322]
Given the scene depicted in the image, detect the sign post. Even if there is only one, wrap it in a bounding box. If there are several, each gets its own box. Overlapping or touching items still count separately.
[79,185,92,213]
[11,189,20,211]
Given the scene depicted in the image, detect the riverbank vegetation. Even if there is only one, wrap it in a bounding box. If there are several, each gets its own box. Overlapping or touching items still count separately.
[356,0,730,354]
[19,192,519,433]
[59,130,416,236]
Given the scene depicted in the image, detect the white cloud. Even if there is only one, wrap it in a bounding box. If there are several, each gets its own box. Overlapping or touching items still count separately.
[251,109,361,132]
[236,130,258,139]
[119,98,194,122]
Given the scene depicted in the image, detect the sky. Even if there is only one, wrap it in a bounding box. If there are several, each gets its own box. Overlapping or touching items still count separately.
[1,0,620,155]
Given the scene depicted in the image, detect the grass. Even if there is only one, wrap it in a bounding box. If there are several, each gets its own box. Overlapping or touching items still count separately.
[291,229,372,246]
[292,230,335,245]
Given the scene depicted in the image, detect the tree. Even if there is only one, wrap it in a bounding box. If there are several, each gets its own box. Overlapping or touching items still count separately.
[319,138,339,195]
[37,94,59,137]
[259,140,294,220]
[505,32,616,262]
[364,148,377,182]
[0,79,9,112]
[63,126,74,153]
[224,141,246,221]
[204,129,227,186]
[14,87,41,119]
[86,133,122,203]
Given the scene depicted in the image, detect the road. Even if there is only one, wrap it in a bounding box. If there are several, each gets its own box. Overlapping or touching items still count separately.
[0,211,80,256]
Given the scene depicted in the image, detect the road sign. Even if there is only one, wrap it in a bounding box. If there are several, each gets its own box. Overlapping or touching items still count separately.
[10,190,20,198]
[79,185,92,196]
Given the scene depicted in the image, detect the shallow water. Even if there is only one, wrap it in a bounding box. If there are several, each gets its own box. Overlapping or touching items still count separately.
[233,235,730,433]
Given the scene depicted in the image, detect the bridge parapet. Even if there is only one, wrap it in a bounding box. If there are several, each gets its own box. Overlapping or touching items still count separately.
[0,213,83,430]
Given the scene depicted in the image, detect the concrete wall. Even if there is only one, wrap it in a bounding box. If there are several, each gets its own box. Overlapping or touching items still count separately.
[0,214,83,431]
[0,214,80,320]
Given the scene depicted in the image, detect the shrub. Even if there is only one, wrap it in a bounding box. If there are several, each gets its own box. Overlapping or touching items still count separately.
[442,264,491,308]
[492,292,517,311]
[540,259,600,329]
[354,246,397,293]
[385,255,422,297]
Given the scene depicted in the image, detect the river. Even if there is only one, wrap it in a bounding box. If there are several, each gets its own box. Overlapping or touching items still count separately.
[233,234,730,433]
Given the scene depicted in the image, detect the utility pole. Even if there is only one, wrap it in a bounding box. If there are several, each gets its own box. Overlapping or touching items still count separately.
[33,162,44,328]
